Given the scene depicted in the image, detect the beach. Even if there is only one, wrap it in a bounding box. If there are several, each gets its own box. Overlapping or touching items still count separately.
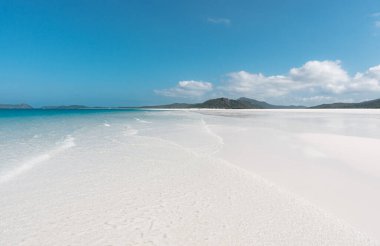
[1,109,379,245]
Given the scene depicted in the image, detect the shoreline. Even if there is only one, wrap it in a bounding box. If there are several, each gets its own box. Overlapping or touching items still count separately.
[1,109,379,245]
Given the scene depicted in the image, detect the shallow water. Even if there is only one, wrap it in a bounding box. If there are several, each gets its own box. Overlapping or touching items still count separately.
[0,109,146,180]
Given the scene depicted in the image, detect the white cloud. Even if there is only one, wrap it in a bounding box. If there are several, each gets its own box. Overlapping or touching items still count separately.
[221,71,293,98]
[351,65,380,91]
[298,96,334,103]
[289,60,350,93]
[155,61,380,105]
[207,18,231,26]
[154,80,213,98]
[219,61,380,104]
[372,12,380,17]
[375,21,380,28]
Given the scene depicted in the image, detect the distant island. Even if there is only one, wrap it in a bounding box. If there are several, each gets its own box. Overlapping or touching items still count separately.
[2,97,380,109]
[143,97,305,109]
[0,104,33,109]
[143,97,380,109]
[41,105,89,110]
[310,98,380,109]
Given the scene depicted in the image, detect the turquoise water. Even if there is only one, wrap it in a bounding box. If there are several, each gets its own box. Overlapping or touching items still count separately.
[0,108,143,118]
[0,109,151,176]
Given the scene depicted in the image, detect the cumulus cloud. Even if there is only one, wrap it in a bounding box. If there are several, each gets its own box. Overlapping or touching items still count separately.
[154,80,213,98]
[155,61,380,105]
[220,61,351,96]
[351,65,380,91]
[220,60,380,104]
[289,60,350,93]
[221,71,293,97]
[207,18,231,26]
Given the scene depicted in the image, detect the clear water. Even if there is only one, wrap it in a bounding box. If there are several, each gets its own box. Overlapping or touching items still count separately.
[0,109,152,179]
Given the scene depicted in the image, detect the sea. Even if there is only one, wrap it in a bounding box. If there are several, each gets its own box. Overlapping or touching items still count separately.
[0,109,155,184]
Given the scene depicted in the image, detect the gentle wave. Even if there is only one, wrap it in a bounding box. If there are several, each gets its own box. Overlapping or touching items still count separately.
[0,135,76,184]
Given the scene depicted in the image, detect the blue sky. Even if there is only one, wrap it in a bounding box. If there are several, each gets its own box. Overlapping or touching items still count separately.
[1,0,380,106]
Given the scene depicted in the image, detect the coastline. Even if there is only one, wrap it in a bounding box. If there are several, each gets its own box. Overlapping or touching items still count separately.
[1,109,379,245]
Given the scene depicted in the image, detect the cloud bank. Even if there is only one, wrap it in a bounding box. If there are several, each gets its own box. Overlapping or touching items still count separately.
[154,80,213,98]
[155,60,380,105]
[221,61,380,104]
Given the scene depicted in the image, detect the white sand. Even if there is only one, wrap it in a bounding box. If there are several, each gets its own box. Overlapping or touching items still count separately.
[197,109,380,240]
[1,109,379,245]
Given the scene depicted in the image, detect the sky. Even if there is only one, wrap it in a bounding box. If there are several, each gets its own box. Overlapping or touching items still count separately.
[1,0,380,107]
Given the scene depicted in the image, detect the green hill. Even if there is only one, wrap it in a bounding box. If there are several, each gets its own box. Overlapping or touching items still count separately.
[146,97,305,109]
[311,98,380,108]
